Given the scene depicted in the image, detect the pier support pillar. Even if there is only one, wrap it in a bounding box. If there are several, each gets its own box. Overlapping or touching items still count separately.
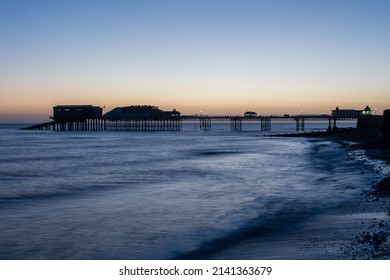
[230,118,242,132]
[104,118,182,131]
[328,118,337,131]
[261,117,271,131]
[200,117,211,131]
[295,118,305,131]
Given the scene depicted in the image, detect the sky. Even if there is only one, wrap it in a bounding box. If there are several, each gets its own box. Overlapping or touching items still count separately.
[1,0,389,122]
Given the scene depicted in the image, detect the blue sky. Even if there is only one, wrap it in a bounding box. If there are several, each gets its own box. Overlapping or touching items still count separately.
[1,0,389,122]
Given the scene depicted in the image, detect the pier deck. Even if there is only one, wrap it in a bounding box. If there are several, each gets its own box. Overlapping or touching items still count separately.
[22,114,357,132]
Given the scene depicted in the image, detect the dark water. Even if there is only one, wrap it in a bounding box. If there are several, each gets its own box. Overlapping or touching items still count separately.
[0,123,381,259]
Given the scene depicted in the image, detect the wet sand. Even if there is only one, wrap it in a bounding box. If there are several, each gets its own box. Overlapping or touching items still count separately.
[322,128,390,259]
[210,202,390,259]
[211,128,390,259]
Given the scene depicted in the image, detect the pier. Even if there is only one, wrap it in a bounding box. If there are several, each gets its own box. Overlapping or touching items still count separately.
[22,105,365,132]
[105,118,182,131]
[23,114,354,132]
[181,114,345,132]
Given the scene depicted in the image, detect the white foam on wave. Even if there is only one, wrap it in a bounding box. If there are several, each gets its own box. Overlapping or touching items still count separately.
[348,149,390,176]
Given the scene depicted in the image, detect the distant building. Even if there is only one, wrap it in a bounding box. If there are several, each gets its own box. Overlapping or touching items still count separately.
[104,105,181,119]
[331,106,372,118]
[244,111,257,117]
[52,105,102,121]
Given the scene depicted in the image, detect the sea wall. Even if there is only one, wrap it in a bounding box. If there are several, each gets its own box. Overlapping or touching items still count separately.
[357,115,383,130]
[380,109,390,140]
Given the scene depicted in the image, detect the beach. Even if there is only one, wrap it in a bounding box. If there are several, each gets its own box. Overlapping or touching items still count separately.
[324,127,390,259]
[208,127,390,260]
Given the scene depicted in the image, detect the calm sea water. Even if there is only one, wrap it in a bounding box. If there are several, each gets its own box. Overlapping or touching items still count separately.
[0,122,382,259]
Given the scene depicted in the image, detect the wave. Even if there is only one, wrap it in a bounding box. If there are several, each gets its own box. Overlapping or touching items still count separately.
[200,151,241,156]
[0,182,134,206]
[348,149,390,176]
[172,203,318,260]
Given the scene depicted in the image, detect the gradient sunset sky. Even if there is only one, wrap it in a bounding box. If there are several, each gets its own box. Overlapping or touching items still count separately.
[1,0,389,122]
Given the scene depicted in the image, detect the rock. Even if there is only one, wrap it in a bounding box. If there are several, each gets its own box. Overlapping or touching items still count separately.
[373,177,390,195]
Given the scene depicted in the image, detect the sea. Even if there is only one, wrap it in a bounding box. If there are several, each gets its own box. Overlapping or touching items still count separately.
[0,121,388,260]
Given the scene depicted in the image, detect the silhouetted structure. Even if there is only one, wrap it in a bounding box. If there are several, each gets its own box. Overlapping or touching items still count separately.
[22,104,365,132]
[357,115,383,130]
[104,105,180,119]
[362,105,372,115]
[244,111,257,117]
[331,106,372,118]
[332,107,362,118]
[380,109,390,140]
[53,105,102,121]
[104,105,182,131]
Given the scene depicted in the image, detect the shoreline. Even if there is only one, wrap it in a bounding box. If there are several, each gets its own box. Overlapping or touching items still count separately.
[268,127,390,194]
[211,128,390,260]
[320,128,390,259]
[283,127,390,259]
[296,128,390,259]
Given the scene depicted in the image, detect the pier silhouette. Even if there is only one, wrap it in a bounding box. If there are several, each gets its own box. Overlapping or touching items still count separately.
[22,105,369,132]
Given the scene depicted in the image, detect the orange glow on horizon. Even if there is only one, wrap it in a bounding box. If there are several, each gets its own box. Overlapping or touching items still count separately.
[1,83,389,123]
[2,93,388,123]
